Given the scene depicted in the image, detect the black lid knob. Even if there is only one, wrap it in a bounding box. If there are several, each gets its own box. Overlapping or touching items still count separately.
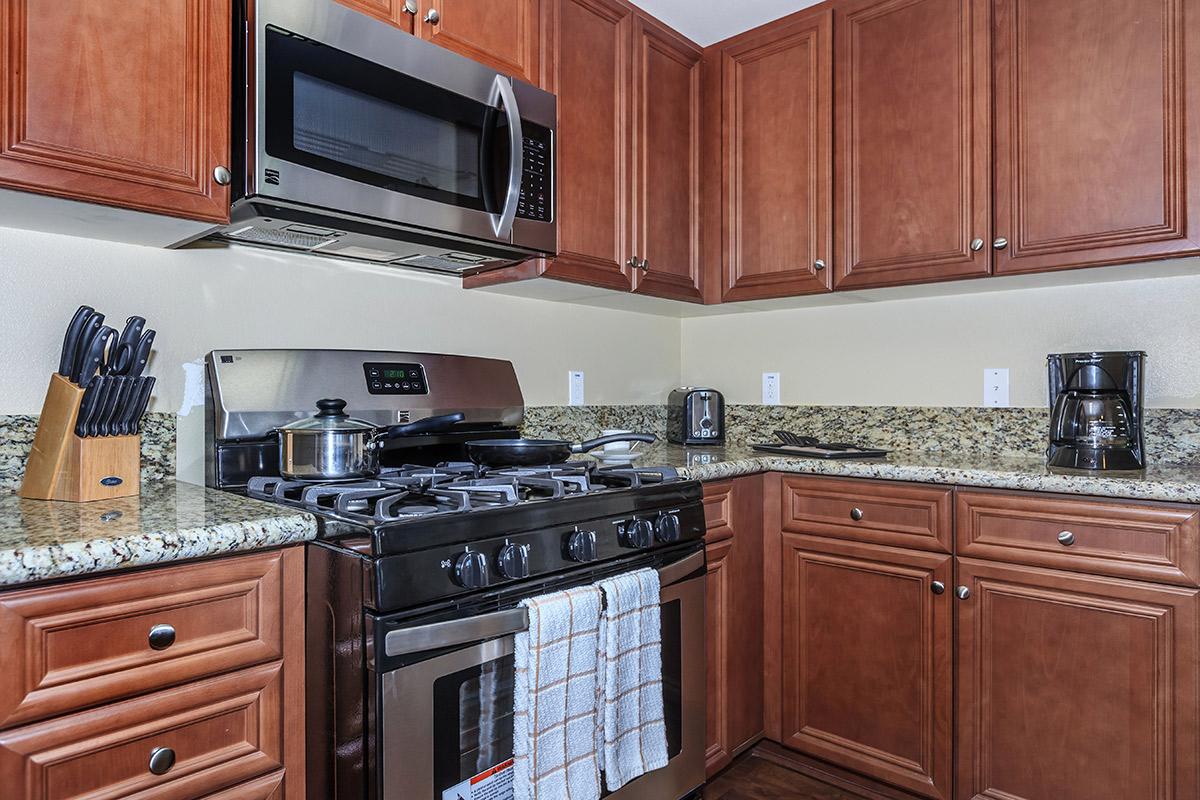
[315,398,349,418]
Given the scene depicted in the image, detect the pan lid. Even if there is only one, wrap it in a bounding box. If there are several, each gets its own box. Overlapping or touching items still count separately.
[278,398,377,433]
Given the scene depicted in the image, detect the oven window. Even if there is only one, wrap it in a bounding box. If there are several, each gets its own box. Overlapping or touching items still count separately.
[264,27,510,213]
[433,656,516,797]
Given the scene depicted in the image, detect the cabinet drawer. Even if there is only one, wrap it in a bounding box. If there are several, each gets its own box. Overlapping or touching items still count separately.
[202,771,284,800]
[779,476,952,552]
[956,490,1200,586]
[703,481,735,543]
[0,549,294,729]
[0,661,285,800]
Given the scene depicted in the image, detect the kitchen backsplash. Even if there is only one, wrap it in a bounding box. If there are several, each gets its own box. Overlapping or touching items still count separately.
[0,412,176,490]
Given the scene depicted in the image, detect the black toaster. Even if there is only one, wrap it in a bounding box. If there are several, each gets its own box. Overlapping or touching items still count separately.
[667,388,725,445]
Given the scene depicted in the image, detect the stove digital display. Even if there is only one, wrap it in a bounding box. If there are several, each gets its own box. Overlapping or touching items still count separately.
[364,362,428,395]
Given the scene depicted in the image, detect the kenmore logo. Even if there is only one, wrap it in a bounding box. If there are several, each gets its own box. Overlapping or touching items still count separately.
[265,169,280,186]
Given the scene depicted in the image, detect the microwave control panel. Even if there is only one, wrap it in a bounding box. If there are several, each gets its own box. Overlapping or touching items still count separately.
[517,122,552,222]
[363,362,428,395]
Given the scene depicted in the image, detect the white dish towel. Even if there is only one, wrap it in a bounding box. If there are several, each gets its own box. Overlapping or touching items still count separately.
[596,568,670,791]
[513,585,603,800]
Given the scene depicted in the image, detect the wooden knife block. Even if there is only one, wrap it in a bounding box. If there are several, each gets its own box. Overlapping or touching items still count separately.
[19,373,140,503]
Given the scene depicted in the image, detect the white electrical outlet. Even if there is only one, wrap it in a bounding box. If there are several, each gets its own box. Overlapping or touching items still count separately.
[984,368,1010,407]
[762,372,781,405]
[568,371,585,406]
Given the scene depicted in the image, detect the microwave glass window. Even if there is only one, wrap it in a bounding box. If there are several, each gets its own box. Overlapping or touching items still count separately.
[292,73,481,200]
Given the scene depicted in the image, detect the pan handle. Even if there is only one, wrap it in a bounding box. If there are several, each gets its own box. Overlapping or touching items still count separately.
[573,433,657,453]
[377,412,466,441]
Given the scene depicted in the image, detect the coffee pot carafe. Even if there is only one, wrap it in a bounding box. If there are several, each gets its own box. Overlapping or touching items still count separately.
[1047,351,1145,472]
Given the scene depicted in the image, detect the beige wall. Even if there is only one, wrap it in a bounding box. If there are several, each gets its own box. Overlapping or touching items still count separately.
[0,226,681,411]
[680,264,1200,408]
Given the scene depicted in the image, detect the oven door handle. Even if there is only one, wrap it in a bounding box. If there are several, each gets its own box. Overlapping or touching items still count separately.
[383,549,705,658]
[488,74,523,240]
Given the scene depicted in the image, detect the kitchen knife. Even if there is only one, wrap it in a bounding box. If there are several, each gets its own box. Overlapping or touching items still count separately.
[131,376,156,434]
[115,376,144,435]
[67,311,105,383]
[108,315,146,375]
[104,376,136,436]
[58,305,93,377]
[96,375,126,436]
[73,375,104,437]
[125,329,155,378]
[70,320,111,384]
[81,376,112,437]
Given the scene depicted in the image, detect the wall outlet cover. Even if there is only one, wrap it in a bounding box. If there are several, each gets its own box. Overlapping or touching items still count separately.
[568,371,585,406]
[762,372,781,405]
[984,368,1010,407]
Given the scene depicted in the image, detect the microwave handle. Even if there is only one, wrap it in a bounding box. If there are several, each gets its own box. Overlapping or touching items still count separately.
[489,75,524,239]
[383,550,705,657]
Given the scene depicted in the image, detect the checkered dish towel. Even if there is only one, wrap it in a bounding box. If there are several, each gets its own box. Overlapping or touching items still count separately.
[596,568,669,791]
[513,585,603,800]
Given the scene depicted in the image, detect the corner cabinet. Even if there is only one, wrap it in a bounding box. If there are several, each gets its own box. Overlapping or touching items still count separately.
[0,0,232,223]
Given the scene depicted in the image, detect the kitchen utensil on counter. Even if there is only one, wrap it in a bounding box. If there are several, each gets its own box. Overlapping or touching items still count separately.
[276,399,466,480]
[465,432,657,468]
[21,305,158,502]
[1047,351,1145,472]
[752,432,889,459]
[667,388,724,445]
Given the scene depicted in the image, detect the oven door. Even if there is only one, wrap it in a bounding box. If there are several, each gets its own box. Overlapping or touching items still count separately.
[247,0,555,250]
[374,549,706,800]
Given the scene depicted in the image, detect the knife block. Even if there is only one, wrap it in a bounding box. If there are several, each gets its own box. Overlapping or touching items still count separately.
[19,373,140,503]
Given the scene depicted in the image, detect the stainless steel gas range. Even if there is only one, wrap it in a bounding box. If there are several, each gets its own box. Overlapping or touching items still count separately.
[204,349,706,800]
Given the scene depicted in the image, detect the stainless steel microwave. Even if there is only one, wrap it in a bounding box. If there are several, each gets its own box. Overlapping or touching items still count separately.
[216,0,556,274]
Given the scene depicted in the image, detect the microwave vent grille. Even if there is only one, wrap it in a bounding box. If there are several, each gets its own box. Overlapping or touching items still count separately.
[226,225,337,250]
[395,253,492,271]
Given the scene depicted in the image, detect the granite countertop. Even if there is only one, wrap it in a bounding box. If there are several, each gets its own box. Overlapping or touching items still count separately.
[0,482,317,588]
[592,443,1200,504]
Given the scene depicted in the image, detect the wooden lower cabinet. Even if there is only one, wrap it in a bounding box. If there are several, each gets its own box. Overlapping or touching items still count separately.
[777,533,953,799]
[703,477,764,776]
[956,557,1200,800]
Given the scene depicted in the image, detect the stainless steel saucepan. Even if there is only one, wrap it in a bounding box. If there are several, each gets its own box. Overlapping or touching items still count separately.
[277,398,464,480]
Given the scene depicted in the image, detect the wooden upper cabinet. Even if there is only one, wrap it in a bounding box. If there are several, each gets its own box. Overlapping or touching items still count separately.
[334,0,417,32]
[540,0,634,290]
[956,558,1200,800]
[719,8,833,301]
[630,15,703,302]
[420,0,541,85]
[0,0,231,223]
[833,0,990,289]
[992,0,1200,274]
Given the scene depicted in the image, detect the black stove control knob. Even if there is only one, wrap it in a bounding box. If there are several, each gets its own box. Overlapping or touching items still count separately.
[621,518,654,549]
[498,543,531,579]
[453,551,490,589]
[655,512,682,543]
[567,529,598,563]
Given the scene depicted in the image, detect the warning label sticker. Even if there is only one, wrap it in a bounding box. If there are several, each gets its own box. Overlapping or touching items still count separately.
[442,758,514,800]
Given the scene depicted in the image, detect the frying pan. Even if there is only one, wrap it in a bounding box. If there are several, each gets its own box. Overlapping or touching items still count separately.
[466,432,657,468]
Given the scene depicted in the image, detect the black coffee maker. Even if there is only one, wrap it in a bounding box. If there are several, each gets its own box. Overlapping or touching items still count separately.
[1047,351,1145,472]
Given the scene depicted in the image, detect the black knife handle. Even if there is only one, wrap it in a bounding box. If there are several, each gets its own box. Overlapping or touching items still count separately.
[59,305,93,377]
[97,375,126,437]
[74,376,103,438]
[109,316,146,375]
[132,376,156,434]
[68,312,105,383]
[126,329,155,378]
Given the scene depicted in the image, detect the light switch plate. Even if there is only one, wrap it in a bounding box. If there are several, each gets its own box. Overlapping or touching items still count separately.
[984,368,1009,407]
[568,371,585,406]
[762,372,781,405]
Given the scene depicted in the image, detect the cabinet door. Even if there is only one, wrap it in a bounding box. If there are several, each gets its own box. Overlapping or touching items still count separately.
[540,0,634,290]
[956,558,1200,800]
[419,0,540,85]
[334,0,416,32]
[833,0,990,289]
[703,478,764,777]
[719,9,832,301]
[992,0,1200,274]
[0,0,231,223]
[780,534,952,800]
[630,15,703,302]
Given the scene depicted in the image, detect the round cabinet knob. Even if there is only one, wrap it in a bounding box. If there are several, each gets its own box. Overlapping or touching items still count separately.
[148,746,176,776]
[621,518,654,549]
[498,542,531,580]
[955,585,971,600]
[850,507,865,522]
[930,581,946,595]
[453,551,490,589]
[655,513,682,544]
[639,258,650,271]
[970,238,985,252]
[814,259,826,271]
[626,256,639,269]
[993,237,1009,250]
[212,165,232,186]
[402,0,417,13]
[1057,530,1076,546]
[424,8,440,24]
[567,529,598,563]
[148,623,176,651]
